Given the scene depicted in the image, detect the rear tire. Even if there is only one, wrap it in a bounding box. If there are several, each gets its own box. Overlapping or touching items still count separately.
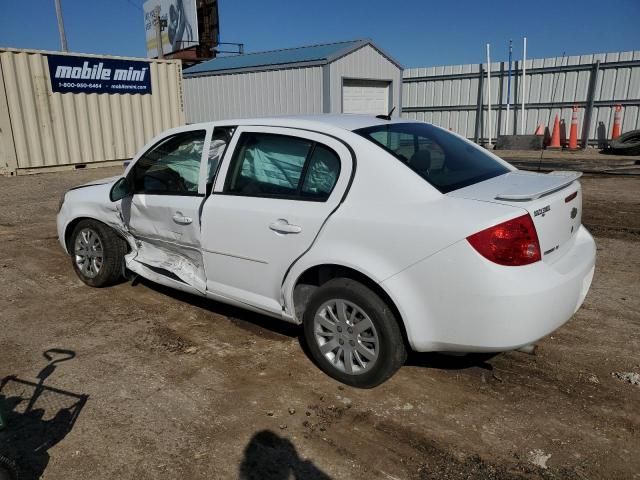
[303,278,407,388]
[70,220,127,287]
[609,129,640,155]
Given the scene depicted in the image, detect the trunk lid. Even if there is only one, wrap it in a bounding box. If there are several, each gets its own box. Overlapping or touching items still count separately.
[449,170,583,263]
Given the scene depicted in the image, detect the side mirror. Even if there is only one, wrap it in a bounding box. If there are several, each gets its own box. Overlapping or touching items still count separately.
[110,177,132,202]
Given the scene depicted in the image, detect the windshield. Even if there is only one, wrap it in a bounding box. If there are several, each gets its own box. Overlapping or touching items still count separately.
[355,123,510,193]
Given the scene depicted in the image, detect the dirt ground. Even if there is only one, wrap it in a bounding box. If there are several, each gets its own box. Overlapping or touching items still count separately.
[0,166,638,480]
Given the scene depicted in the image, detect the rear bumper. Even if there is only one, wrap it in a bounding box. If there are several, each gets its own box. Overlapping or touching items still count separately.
[382,225,596,352]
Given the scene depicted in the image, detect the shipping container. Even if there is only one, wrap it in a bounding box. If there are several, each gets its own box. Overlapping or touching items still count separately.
[0,48,185,175]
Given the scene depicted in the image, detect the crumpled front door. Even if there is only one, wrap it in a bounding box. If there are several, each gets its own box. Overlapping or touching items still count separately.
[119,194,207,293]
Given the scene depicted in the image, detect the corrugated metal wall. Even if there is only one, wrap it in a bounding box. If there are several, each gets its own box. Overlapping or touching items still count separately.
[183,66,323,123]
[329,44,402,114]
[0,48,184,175]
[402,50,640,144]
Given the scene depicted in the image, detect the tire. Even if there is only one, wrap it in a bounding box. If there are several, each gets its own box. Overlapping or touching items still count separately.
[302,278,407,388]
[70,219,127,287]
[0,455,17,480]
[609,129,640,156]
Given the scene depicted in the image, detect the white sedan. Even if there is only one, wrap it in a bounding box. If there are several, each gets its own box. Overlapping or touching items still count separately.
[57,115,596,387]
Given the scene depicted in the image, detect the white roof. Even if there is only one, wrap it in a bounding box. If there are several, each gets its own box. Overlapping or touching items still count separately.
[197,114,414,132]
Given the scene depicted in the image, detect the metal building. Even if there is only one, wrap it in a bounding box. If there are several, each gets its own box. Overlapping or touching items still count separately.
[402,50,640,146]
[0,48,185,175]
[183,39,402,122]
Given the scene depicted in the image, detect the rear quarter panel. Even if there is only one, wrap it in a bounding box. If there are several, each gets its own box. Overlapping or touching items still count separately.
[282,135,525,322]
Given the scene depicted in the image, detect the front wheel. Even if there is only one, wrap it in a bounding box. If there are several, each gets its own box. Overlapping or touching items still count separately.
[303,278,407,388]
[70,220,127,287]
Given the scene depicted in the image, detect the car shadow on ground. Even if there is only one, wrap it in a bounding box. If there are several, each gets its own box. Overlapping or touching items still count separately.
[0,350,88,480]
[132,277,499,375]
[405,351,497,371]
[239,430,331,480]
[132,276,301,339]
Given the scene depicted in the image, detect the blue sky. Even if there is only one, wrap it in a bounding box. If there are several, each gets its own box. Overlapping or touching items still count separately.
[1,0,638,67]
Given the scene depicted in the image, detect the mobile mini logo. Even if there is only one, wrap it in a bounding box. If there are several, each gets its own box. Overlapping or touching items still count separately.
[54,61,148,82]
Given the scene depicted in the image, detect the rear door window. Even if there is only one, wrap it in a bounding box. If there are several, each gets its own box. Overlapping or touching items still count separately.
[224,132,340,201]
[301,145,341,200]
[356,123,509,193]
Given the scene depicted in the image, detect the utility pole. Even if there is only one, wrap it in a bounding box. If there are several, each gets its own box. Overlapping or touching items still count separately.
[54,0,68,52]
[154,6,164,59]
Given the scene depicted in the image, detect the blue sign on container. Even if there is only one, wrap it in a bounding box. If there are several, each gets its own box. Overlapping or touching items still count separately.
[47,54,152,94]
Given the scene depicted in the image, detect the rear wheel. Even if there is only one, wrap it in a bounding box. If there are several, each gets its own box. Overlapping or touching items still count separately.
[303,278,407,388]
[609,129,640,155]
[70,220,127,287]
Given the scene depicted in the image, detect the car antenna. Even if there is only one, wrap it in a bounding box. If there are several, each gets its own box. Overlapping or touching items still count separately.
[376,106,396,121]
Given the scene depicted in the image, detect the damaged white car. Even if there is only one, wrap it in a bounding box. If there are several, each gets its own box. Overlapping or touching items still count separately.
[57,115,596,387]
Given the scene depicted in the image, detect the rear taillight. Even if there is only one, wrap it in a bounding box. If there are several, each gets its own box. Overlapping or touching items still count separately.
[467,214,541,266]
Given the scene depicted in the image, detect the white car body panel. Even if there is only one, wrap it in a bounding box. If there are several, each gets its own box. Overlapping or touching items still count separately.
[125,194,206,292]
[200,126,354,315]
[57,115,596,353]
[382,225,596,351]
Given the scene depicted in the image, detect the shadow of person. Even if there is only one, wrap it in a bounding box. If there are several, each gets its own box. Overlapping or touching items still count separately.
[0,390,82,480]
[239,430,331,480]
[0,349,87,480]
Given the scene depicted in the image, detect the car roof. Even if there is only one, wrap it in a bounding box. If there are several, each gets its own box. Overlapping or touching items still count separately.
[191,114,416,133]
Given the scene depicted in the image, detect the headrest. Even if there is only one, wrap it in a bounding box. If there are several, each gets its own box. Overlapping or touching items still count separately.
[409,149,431,172]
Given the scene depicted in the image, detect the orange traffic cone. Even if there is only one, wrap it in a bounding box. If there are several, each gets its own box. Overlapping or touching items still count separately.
[611,104,622,140]
[568,106,579,150]
[534,123,544,135]
[548,114,561,149]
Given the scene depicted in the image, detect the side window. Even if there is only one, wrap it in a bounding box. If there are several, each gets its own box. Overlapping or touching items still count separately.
[225,133,312,197]
[301,145,341,200]
[132,130,205,194]
[224,132,342,201]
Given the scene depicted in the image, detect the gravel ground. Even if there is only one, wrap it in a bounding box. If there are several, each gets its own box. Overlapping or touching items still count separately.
[0,167,638,480]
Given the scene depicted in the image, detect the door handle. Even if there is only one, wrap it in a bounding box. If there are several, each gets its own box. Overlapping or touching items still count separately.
[269,219,302,234]
[172,212,193,225]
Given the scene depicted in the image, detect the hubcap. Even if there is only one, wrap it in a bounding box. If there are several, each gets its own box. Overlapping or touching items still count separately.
[313,299,379,375]
[74,228,104,278]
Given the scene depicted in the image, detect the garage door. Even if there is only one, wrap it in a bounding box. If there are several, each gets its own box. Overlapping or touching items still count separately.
[342,79,390,115]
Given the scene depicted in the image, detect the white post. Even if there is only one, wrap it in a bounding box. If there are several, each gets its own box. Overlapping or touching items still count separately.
[486,43,492,146]
[505,39,512,135]
[520,37,527,134]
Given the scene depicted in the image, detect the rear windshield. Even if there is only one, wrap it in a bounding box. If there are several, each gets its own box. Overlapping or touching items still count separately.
[355,123,509,193]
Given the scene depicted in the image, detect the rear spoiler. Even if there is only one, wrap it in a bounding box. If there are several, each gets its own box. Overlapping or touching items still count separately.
[495,171,582,201]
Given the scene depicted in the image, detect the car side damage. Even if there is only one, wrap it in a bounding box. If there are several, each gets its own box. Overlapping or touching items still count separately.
[59,180,208,295]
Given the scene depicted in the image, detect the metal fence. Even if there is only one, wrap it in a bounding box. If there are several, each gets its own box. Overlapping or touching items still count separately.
[402,51,640,146]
